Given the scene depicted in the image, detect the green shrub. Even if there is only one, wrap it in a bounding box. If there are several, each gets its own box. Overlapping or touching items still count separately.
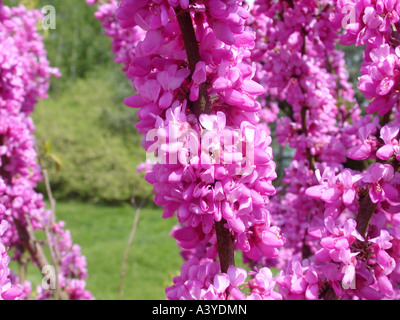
[33,67,153,203]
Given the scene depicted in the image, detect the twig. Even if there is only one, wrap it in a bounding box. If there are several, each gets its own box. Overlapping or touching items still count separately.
[37,151,67,300]
[118,194,146,299]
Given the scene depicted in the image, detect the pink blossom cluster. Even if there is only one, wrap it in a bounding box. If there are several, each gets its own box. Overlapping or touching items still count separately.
[298,0,400,299]
[304,122,400,299]
[333,0,400,115]
[0,4,92,300]
[35,220,93,300]
[249,0,357,268]
[88,0,286,299]
[0,178,22,300]
[166,257,280,300]
[90,0,400,300]
[248,0,400,300]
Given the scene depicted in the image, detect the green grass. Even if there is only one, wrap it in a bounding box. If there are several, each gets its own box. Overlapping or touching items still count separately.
[12,201,182,300]
[60,201,182,300]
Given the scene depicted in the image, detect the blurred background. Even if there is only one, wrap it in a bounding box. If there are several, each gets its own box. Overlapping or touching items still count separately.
[3,0,364,299]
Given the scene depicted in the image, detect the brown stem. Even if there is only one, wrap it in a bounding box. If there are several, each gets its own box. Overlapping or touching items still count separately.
[17,248,28,283]
[355,189,377,238]
[174,6,234,272]
[0,135,11,182]
[300,106,316,171]
[174,7,211,118]
[215,219,235,273]
[37,156,60,265]
[321,286,338,300]
[379,109,392,127]
[323,104,396,300]
[14,218,50,271]
[284,0,294,9]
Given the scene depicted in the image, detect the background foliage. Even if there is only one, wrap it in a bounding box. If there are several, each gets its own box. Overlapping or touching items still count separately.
[33,66,153,203]
[5,0,154,203]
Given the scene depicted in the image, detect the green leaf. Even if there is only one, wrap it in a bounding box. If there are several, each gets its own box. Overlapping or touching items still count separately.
[48,153,63,172]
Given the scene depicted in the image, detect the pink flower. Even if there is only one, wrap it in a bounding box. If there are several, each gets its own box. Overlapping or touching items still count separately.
[362,163,398,203]
[276,257,321,300]
[190,61,207,101]
[306,167,341,203]
[337,169,362,206]
[376,125,400,160]
[347,121,379,160]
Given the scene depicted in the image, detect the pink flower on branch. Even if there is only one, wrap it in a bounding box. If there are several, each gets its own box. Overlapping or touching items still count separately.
[362,163,398,204]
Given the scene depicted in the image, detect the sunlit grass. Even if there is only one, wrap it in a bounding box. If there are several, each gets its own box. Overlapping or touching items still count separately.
[10,201,182,300]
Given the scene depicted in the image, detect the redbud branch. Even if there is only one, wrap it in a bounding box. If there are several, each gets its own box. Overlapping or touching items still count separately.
[0,135,11,182]
[215,218,235,274]
[299,22,336,300]
[300,106,316,172]
[379,108,392,127]
[174,6,234,273]
[323,110,395,300]
[323,36,397,303]
[13,218,49,273]
[299,28,316,172]
[356,189,377,238]
[174,7,211,119]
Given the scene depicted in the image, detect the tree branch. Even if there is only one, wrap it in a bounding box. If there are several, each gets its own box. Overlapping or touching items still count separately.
[301,106,316,171]
[215,219,235,274]
[118,194,146,299]
[13,218,49,271]
[174,7,211,118]
[174,6,234,273]
[355,188,377,239]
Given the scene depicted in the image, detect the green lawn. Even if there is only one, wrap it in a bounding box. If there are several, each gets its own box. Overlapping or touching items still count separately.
[21,201,183,300]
